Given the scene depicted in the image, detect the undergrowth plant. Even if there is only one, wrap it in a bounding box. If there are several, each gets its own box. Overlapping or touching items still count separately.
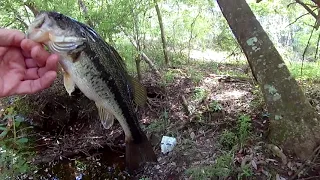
[186,114,253,179]
[219,129,237,150]
[186,152,233,179]
[238,114,252,147]
[209,100,223,112]
[193,87,208,102]
[0,107,35,179]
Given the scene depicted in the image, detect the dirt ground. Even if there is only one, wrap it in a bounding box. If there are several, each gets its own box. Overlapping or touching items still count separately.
[2,62,320,180]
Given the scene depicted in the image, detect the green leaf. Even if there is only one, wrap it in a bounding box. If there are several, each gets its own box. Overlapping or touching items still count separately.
[15,116,24,122]
[0,126,7,131]
[16,138,28,144]
[15,121,21,128]
[0,129,8,138]
[3,114,13,120]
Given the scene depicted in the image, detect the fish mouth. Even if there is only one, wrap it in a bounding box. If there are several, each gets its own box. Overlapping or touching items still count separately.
[26,14,50,43]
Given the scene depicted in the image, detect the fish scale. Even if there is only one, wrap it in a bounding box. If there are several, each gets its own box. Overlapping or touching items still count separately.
[26,11,157,172]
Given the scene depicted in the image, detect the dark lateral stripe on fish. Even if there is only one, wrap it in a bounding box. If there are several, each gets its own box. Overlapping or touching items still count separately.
[83,41,144,144]
[44,13,145,144]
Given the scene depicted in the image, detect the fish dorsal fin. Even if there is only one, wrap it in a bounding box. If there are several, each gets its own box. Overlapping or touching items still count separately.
[63,70,75,96]
[96,103,114,129]
[128,76,147,106]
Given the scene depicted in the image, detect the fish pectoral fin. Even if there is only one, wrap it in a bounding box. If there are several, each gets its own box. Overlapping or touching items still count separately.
[96,103,115,129]
[63,71,75,96]
[129,76,147,106]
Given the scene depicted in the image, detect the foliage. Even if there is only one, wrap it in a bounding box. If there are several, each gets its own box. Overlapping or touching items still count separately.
[146,110,169,134]
[286,61,320,81]
[186,152,233,179]
[0,0,317,73]
[1,0,320,178]
[237,115,252,147]
[209,100,223,112]
[193,87,208,101]
[187,114,253,179]
[164,69,179,83]
[0,107,35,179]
[219,130,237,150]
[188,68,204,84]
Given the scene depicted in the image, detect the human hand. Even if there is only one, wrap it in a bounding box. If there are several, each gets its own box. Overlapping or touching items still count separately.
[0,29,59,97]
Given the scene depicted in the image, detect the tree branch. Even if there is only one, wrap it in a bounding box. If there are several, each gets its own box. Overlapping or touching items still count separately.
[296,0,318,19]
[311,0,320,8]
[300,22,316,77]
[287,2,297,8]
[3,20,16,28]
[286,12,311,27]
[315,33,320,59]
[119,27,161,77]
[15,15,28,29]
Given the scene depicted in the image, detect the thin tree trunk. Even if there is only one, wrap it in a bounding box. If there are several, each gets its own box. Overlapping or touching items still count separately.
[132,8,143,80]
[120,28,161,77]
[78,0,94,28]
[154,0,169,65]
[217,0,320,160]
[187,9,201,63]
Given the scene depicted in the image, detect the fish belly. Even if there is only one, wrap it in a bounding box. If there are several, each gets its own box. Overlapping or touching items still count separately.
[61,57,132,138]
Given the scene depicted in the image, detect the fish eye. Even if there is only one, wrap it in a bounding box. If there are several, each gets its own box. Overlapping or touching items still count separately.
[81,32,86,37]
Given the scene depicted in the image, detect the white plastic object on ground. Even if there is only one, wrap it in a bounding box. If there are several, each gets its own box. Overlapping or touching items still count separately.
[160,136,177,154]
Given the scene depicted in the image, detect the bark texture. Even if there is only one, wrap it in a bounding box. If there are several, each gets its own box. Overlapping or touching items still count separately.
[217,0,320,160]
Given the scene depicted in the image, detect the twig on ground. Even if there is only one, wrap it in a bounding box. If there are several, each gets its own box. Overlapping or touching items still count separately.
[290,145,320,180]
[180,95,191,116]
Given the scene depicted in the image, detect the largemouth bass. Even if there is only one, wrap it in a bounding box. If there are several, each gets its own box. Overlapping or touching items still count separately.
[26,11,157,171]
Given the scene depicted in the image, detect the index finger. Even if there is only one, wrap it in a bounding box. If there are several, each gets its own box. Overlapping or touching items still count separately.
[0,29,25,47]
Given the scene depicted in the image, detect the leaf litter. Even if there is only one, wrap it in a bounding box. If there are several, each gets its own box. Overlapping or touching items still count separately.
[1,62,320,179]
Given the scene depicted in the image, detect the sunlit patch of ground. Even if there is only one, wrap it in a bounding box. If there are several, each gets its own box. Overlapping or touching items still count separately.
[2,59,320,179]
[137,61,320,179]
[175,48,246,62]
[136,62,263,179]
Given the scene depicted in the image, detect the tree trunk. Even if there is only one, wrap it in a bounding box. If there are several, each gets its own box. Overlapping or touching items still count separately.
[78,0,94,28]
[120,28,161,77]
[154,0,170,65]
[132,8,143,80]
[217,0,320,160]
[187,9,201,63]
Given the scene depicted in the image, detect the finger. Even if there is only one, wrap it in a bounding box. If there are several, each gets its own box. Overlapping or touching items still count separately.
[20,39,33,57]
[25,58,38,68]
[38,54,59,77]
[31,45,51,67]
[15,71,57,95]
[23,68,39,80]
[0,29,25,47]
[21,39,50,66]
[46,54,59,71]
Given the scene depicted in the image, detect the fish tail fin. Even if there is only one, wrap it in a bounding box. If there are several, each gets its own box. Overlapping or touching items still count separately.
[126,133,157,172]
